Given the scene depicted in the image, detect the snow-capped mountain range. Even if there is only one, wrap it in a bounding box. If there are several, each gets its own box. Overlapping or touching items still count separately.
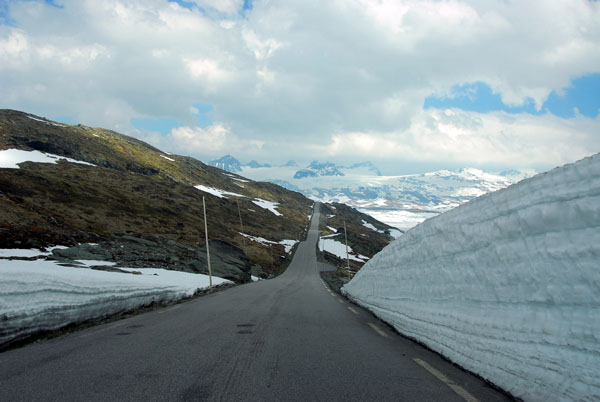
[208,155,537,231]
[209,155,297,172]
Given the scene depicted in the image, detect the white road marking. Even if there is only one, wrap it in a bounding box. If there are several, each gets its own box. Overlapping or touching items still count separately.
[336,298,344,304]
[413,358,480,402]
[367,322,389,338]
[347,306,359,315]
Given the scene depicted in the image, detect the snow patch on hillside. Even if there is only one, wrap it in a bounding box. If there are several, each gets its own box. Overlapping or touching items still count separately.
[160,154,175,162]
[252,198,282,216]
[239,233,297,253]
[319,236,368,262]
[0,149,95,168]
[194,184,245,199]
[361,220,378,232]
[224,173,249,183]
[27,115,66,127]
[342,154,600,402]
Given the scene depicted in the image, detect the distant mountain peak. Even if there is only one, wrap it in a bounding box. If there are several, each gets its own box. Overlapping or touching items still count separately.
[246,160,262,168]
[294,160,345,179]
[209,154,242,173]
[246,160,272,169]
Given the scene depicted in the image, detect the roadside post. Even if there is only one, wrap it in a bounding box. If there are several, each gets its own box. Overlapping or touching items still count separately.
[344,220,350,273]
[202,196,213,289]
[237,197,246,249]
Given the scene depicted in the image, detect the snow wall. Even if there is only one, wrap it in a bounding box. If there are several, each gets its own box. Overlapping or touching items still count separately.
[0,261,229,348]
[342,154,600,402]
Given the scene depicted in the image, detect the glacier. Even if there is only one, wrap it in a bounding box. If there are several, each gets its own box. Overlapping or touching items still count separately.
[342,154,600,402]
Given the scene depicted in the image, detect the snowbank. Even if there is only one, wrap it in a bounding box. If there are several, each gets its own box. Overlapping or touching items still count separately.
[0,259,230,347]
[342,154,600,402]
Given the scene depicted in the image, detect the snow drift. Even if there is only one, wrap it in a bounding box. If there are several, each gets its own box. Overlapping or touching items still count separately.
[0,259,230,348]
[342,154,600,402]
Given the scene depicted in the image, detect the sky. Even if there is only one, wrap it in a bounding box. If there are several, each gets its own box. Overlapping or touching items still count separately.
[0,0,599,174]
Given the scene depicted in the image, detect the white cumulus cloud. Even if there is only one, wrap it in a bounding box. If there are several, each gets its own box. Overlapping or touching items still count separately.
[169,124,229,153]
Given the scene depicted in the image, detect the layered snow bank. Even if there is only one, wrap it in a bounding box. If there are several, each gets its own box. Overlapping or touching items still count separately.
[0,259,230,347]
[342,154,600,402]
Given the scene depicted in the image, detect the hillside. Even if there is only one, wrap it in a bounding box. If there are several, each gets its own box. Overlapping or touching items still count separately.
[0,110,314,282]
[342,154,600,401]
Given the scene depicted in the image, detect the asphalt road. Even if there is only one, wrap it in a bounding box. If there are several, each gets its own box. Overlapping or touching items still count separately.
[0,203,513,402]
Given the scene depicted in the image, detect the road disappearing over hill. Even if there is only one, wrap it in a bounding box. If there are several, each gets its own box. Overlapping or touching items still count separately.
[0,203,513,401]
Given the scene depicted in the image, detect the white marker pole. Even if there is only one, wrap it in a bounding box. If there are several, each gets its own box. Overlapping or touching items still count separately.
[203,196,212,289]
[237,197,246,249]
[344,220,350,273]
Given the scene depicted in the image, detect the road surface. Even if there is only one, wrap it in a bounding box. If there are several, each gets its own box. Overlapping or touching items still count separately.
[0,203,513,401]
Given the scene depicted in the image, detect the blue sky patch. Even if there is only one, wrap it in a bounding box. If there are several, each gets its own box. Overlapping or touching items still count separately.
[44,0,63,8]
[1,0,63,26]
[424,82,540,115]
[168,0,197,11]
[54,115,77,125]
[542,74,600,118]
[131,117,183,135]
[192,103,213,127]
[168,0,253,17]
[0,1,14,25]
[425,73,600,118]
[131,103,213,133]
[240,0,253,17]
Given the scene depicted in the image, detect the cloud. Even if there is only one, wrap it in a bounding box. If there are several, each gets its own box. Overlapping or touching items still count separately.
[319,108,600,170]
[0,0,599,172]
[169,124,229,152]
[184,58,232,90]
[141,122,264,160]
[0,31,29,68]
